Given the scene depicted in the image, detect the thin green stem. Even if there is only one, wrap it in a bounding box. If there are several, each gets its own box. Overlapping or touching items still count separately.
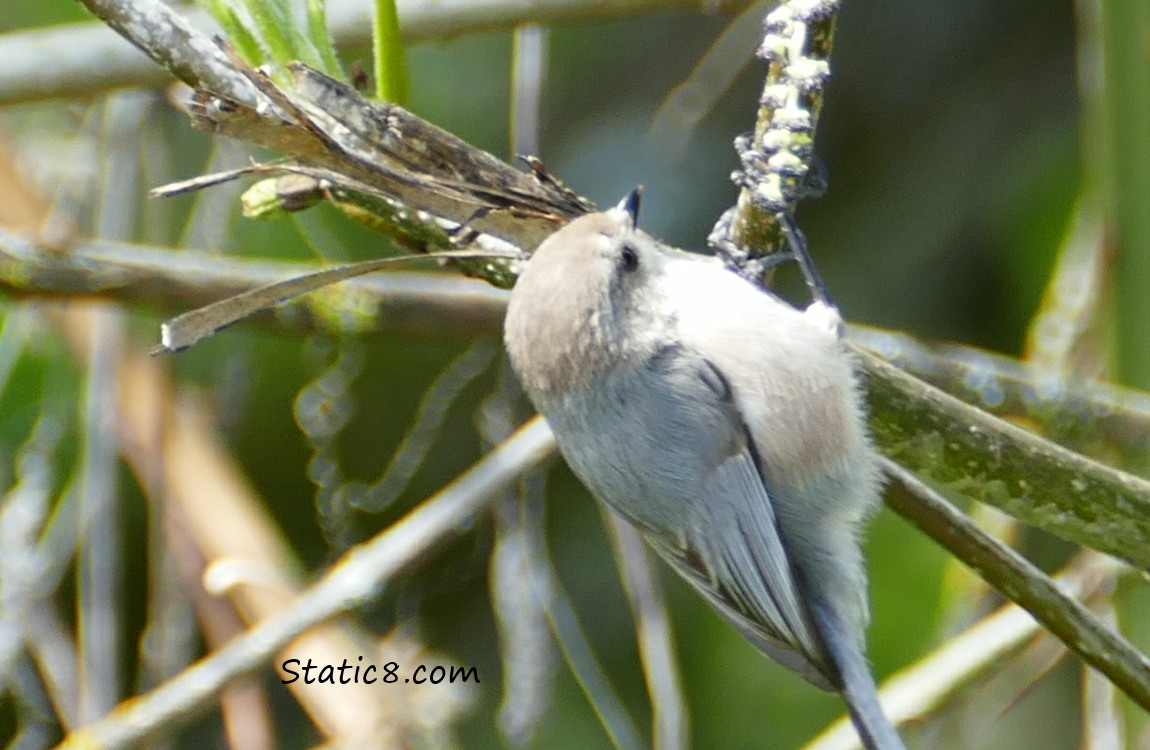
[1100,0,1150,388]
[372,0,408,103]
[306,0,342,74]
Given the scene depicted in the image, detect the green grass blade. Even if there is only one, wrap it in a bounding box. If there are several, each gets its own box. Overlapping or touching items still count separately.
[306,0,343,75]
[198,0,265,65]
[1101,0,1150,388]
[372,0,408,103]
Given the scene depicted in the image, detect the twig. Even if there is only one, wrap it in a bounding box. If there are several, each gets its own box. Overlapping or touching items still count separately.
[56,416,557,749]
[605,513,689,750]
[0,228,510,339]
[1081,601,1127,750]
[27,600,80,730]
[103,342,407,747]
[649,0,772,154]
[10,653,59,750]
[75,306,124,723]
[2,0,754,105]
[65,0,595,287]
[151,248,517,352]
[882,458,1150,713]
[805,553,1122,750]
[850,326,1150,473]
[535,557,645,750]
[1022,201,1108,378]
[481,360,556,746]
[76,93,147,721]
[510,23,548,157]
[860,348,1150,568]
[710,0,839,271]
[1,410,68,725]
[73,0,260,103]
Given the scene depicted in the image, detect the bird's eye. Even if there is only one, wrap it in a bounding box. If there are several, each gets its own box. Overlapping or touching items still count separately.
[620,243,639,272]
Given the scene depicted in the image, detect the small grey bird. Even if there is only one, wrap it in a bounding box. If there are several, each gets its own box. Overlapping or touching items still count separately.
[503,190,904,750]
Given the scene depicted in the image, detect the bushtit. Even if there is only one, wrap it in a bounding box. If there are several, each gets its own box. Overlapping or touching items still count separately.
[504,190,904,750]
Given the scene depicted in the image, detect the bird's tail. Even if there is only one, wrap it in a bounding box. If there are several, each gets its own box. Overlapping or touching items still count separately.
[808,593,907,750]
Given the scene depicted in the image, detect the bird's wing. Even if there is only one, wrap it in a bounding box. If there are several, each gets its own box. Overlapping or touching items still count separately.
[631,349,835,687]
[645,445,834,687]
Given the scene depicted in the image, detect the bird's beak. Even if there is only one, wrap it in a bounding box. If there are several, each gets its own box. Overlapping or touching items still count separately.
[615,185,643,228]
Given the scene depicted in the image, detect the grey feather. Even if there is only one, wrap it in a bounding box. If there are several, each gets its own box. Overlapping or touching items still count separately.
[504,206,904,749]
[584,343,834,684]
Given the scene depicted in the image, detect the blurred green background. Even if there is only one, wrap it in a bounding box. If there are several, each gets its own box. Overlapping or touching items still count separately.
[1,0,1146,748]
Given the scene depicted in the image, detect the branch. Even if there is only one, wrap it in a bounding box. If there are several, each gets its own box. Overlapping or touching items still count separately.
[861,349,1150,568]
[882,459,1150,713]
[605,513,689,750]
[851,325,1150,472]
[73,0,260,103]
[710,0,839,269]
[0,0,753,106]
[0,227,508,339]
[57,416,557,749]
